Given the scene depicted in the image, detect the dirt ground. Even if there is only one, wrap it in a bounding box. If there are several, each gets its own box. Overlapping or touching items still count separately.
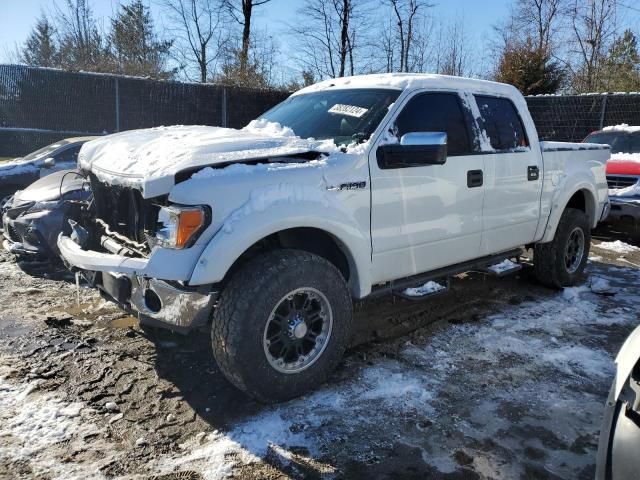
[0,228,639,480]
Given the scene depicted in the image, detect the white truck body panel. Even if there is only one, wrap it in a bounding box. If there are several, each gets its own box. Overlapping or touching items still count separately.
[58,73,610,306]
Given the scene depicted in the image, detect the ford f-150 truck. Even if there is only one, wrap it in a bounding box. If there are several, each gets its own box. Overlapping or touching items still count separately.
[57,74,610,401]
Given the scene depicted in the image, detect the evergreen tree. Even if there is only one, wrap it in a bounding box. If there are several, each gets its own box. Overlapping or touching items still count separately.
[110,0,174,79]
[21,15,59,67]
[603,29,640,92]
[495,38,564,95]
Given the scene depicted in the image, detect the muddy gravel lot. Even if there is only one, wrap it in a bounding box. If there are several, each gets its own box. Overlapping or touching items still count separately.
[1,232,639,480]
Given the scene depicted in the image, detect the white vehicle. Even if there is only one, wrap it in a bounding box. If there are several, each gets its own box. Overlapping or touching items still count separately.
[58,74,610,401]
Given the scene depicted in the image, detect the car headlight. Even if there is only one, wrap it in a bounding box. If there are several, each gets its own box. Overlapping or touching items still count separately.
[155,205,208,249]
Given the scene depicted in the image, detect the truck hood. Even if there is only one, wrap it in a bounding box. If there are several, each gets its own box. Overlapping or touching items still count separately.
[79,122,340,198]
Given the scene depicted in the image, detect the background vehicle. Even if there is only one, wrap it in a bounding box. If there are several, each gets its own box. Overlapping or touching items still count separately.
[596,324,640,480]
[584,125,640,235]
[57,74,609,402]
[0,137,96,209]
[2,170,90,260]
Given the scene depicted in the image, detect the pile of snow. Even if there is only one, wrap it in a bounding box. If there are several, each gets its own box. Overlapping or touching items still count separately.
[595,240,640,254]
[403,280,447,297]
[609,182,640,197]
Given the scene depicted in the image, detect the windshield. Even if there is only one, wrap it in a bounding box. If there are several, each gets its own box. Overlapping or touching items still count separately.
[22,140,70,161]
[259,88,401,146]
[584,131,640,154]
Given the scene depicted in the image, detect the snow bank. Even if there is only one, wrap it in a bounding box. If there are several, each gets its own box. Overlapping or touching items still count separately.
[595,240,640,254]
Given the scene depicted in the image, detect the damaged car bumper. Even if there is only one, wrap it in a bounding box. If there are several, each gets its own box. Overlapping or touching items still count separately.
[57,235,217,332]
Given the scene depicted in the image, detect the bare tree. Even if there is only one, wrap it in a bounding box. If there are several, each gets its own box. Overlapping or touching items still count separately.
[292,0,365,79]
[224,0,273,78]
[517,0,566,51]
[55,0,109,71]
[570,0,618,91]
[161,0,228,82]
[438,15,471,77]
[388,0,432,72]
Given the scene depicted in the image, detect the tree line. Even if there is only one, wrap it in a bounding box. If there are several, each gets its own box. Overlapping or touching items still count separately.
[16,0,640,94]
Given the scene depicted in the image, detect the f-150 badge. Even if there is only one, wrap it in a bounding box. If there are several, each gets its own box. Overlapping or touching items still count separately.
[327,181,367,191]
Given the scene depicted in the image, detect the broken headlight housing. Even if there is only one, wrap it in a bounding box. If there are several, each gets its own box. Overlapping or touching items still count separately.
[155,205,209,249]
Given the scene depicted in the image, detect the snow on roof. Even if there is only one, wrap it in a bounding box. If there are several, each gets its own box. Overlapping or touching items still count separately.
[602,124,640,133]
[294,73,521,98]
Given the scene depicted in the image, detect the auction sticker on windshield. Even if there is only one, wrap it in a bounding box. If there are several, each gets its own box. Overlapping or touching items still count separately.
[328,104,369,118]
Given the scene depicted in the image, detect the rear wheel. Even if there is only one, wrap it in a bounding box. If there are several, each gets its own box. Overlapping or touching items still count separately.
[211,249,353,402]
[534,207,591,288]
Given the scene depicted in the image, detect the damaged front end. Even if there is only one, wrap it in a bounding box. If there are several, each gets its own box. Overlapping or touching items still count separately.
[59,174,217,333]
[2,170,89,260]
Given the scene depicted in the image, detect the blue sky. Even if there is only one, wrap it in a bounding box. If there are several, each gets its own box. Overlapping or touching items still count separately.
[0,0,511,62]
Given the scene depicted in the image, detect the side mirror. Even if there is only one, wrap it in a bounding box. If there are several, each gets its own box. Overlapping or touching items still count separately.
[377,132,447,169]
[43,157,56,168]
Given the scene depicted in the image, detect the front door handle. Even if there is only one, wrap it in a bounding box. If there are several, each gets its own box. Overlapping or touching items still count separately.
[467,170,483,188]
[528,165,540,181]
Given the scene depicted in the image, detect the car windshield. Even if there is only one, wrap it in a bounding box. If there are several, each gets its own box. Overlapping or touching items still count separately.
[258,88,401,146]
[21,140,70,161]
[584,131,640,154]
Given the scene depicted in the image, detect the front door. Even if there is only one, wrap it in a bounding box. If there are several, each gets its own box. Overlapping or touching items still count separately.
[369,91,485,284]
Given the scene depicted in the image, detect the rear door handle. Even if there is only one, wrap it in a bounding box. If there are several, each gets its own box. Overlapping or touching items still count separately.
[467,170,483,188]
[528,165,540,181]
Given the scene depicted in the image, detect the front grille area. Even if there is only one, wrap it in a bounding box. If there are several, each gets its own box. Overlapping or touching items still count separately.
[607,175,639,190]
[6,223,20,243]
[89,174,162,250]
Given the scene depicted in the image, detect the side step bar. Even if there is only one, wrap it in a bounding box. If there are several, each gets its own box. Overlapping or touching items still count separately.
[370,248,523,299]
[394,278,450,301]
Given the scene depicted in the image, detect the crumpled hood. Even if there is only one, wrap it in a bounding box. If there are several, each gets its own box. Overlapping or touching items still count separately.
[79,122,338,198]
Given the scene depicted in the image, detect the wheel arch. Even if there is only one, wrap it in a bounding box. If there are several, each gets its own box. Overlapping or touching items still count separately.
[539,186,598,243]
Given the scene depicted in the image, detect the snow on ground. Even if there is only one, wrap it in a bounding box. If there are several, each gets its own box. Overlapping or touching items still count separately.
[149,264,639,479]
[1,250,639,479]
[595,240,640,254]
[0,362,112,479]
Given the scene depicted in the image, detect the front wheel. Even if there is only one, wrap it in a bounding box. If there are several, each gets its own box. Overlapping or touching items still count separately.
[211,249,353,402]
[534,207,591,288]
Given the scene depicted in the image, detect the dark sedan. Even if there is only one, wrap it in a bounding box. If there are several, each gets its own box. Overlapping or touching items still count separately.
[0,137,96,209]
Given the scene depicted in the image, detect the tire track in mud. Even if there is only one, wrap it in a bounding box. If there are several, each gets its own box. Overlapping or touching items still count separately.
[0,243,639,479]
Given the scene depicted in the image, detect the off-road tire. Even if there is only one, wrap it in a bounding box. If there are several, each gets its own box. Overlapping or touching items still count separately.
[211,249,353,402]
[534,207,591,288]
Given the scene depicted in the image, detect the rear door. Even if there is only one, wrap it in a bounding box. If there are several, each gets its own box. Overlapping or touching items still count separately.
[472,95,543,254]
[369,91,486,283]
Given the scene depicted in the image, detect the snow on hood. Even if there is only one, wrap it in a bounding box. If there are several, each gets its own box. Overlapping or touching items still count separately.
[79,121,341,198]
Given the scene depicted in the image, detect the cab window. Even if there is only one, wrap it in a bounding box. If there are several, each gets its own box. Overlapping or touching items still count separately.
[395,93,473,156]
[473,95,529,151]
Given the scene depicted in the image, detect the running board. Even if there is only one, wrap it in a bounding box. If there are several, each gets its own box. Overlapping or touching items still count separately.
[393,278,450,301]
[369,248,523,299]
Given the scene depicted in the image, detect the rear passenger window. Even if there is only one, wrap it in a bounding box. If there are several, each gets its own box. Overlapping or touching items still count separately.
[474,95,529,151]
[395,93,472,156]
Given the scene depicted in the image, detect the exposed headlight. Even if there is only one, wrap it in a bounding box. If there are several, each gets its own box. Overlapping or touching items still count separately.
[155,205,208,249]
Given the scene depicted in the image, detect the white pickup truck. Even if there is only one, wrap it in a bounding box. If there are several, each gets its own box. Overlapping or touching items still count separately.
[58,74,610,401]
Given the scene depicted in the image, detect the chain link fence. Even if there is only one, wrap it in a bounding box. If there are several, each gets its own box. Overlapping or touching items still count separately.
[0,65,289,157]
[525,93,640,142]
[3,65,640,157]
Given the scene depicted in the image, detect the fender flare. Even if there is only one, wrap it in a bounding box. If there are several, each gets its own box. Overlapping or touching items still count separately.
[539,176,598,244]
[189,201,372,298]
